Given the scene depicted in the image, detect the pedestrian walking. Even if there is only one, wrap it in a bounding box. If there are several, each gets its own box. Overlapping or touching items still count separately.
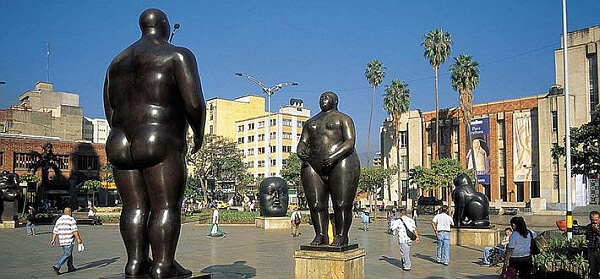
[26,206,36,236]
[208,206,224,237]
[50,206,83,275]
[432,205,454,265]
[361,210,370,231]
[412,205,418,221]
[503,216,539,279]
[290,208,302,237]
[390,209,420,271]
[586,211,600,279]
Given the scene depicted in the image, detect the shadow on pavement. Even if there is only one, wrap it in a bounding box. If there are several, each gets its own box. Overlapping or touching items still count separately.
[201,260,256,279]
[414,252,438,264]
[378,255,402,268]
[463,275,498,278]
[77,257,120,271]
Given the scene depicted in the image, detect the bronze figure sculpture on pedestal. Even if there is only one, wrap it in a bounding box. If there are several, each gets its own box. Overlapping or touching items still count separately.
[297,92,361,247]
[0,171,22,222]
[452,173,491,228]
[104,9,206,278]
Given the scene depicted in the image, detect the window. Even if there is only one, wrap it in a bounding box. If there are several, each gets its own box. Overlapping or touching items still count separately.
[237,137,244,144]
[297,121,305,128]
[248,135,255,143]
[399,131,408,149]
[247,149,254,156]
[498,148,506,169]
[589,53,598,120]
[453,151,459,160]
[271,159,277,166]
[209,125,213,135]
[401,180,409,201]
[426,153,432,168]
[258,147,265,154]
[238,125,244,132]
[401,155,408,172]
[0,151,3,167]
[258,134,265,141]
[258,121,265,128]
[248,123,255,130]
[270,119,277,126]
[56,155,69,170]
[258,173,265,178]
[258,160,265,167]
[283,132,292,139]
[282,146,292,153]
[516,182,524,202]
[500,177,507,202]
[270,146,277,153]
[497,119,505,140]
[282,119,292,126]
[554,174,560,189]
[77,155,99,171]
[551,111,558,132]
[532,181,540,198]
[270,132,277,139]
[13,152,36,169]
[426,128,433,146]
[439,126,446,146]
[282,159,287,166]
[452,125,459,145]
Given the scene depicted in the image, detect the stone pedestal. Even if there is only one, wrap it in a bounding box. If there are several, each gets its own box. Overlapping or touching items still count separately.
[255,216,290,230]
[100,272,210,279]
[450,227,499,247]
[0,221,16,229]
[294,247,365,279]
[1,200,18,222]
[530,198,547,213]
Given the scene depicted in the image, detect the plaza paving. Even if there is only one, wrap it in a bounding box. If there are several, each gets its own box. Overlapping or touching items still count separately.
[0,214,576,279]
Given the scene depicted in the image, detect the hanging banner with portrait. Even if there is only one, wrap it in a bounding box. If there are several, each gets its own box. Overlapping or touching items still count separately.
[468,117,491,185]
[513,111,537,182]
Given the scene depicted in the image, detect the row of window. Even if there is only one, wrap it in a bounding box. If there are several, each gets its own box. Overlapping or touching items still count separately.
[238,133,300,143]
[11,152,98,171]
[246,159,289,168]
[245,146,293,155]
[238,118,303,132]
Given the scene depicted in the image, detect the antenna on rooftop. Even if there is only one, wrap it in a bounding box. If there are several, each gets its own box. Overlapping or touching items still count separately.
[46,42,50,82]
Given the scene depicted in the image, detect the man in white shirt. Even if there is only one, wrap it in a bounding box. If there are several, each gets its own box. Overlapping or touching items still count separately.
[390,209,420,271]
[50,206,83,275]
[432,205,454,265]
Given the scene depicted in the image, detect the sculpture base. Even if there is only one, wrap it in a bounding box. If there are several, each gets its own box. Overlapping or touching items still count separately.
[0,221,16,229]
[255,216,290,230]
[300,243,359,252]
[450,227,499,247]
[294,247,365,279]
[99,273,210,279]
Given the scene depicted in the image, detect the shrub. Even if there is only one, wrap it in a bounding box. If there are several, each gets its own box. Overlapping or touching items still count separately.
[533,235,588,279]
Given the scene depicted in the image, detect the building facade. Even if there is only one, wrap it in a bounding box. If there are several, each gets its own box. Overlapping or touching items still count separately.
[0,82,83,141]
[205,95,266,139]
[381,25,600,209]
[82,117,110,144]
[236,99,310,178]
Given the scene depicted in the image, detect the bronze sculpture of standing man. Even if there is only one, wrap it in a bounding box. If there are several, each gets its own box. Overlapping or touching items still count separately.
[104,9,205,278]
[297,91,360,247]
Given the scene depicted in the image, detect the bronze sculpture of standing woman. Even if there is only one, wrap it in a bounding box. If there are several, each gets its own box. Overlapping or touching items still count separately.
[297,91,360,247]
[104,9,205,278]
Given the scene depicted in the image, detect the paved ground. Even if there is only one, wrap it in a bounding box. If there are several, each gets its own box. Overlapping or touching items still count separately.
[0,214,576,279]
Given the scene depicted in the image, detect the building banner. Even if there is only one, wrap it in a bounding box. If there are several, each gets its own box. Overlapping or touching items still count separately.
[468,117,491,185]
[513,111,536,182]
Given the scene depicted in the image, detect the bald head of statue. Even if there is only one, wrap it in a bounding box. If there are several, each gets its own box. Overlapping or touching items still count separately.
[139,8,170,41]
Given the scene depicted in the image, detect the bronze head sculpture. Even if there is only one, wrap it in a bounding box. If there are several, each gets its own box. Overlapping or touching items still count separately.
[258,177,289,217]
[0,171,21,202]
[452,173,490,228]
[104,8,206,278]
[297,91,360,247]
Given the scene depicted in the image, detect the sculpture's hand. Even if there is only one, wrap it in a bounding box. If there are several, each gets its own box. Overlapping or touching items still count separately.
[324,153,338,166]
[297,149,309,161]
[191,135,203,154]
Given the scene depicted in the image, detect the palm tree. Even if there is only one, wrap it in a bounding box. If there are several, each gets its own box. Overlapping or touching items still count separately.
[383,78,410,208]
[365,60,386,166]
[422,29,452,160]
[450,54,480,175]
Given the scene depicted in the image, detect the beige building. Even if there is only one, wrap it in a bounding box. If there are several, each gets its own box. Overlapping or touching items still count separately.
[381,25,600,209]
[82,117,110,144]
[0,82,83,141]
[205,95,266,139]
[236,99,310,178]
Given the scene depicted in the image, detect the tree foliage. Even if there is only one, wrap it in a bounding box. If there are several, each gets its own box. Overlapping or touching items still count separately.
[552,106,600,176]
[101,162,114,183]
[408,158,468,199]
[280,153,302,186]
[358,166,396,196]
[365,59,386,165]
[186,134,247,183]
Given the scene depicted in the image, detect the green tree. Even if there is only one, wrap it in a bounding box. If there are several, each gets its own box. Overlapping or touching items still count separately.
[281,153,302,186]
[422,29,453,160]
[186,134,247,202]
[552,105,600,177]
[431,158,468,203]
[81,179,101,207]
[408,165,436,193]
[383,78,410,206]
[450,54,480,174]
[365,59,386,165]
[358,166,396,219]
[101,162,114,183]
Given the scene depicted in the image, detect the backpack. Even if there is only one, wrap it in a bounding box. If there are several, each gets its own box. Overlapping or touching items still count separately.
[294,213,301,225]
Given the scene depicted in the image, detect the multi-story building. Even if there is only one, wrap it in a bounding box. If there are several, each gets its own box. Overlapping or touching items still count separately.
[236,98,310,178]
[205,95,266,139]
[0,82,83,141]
[381,25,600,210]
[82,117,110,144]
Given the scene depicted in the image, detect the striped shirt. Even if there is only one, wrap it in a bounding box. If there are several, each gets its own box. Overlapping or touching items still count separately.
[53,215,78,246]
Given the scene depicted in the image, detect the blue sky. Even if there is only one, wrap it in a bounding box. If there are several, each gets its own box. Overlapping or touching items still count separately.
[1,1,599,155]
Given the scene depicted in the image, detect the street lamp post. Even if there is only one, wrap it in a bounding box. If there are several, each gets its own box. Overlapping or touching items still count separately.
[235,72,298,177]
[561,0,573,240]
[169,23,181,43]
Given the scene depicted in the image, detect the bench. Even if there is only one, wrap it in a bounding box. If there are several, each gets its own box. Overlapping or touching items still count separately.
[502,207,519,215]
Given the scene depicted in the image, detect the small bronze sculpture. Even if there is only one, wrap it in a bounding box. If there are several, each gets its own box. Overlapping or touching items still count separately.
[452,173,490,227]
[297,92,360,247]
[104,8,205,278]
[258,177,289,217]
[0,171,22,222]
